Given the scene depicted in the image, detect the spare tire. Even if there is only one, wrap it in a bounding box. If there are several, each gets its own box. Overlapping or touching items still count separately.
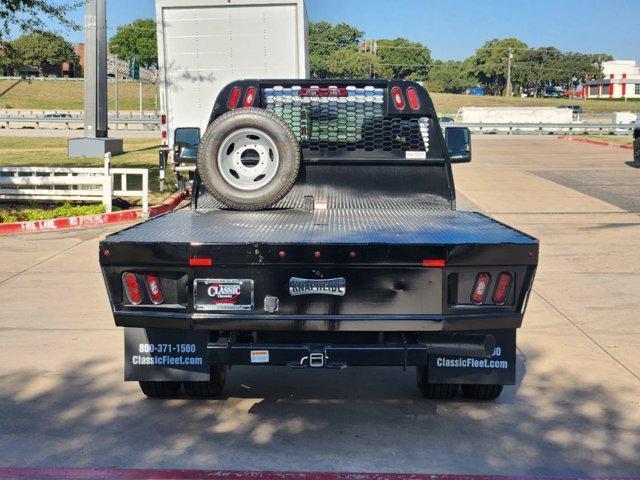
[197,108,301,210]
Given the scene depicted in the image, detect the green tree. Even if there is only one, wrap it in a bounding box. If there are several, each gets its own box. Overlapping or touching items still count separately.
[108,18,158,67]
[515,49,613,96]
[323,47,390,78]
[11,32,78,75]
[0,42,16,73]
[559,52,612,87]
[468,38,528,95]
[0,0,80,41]
[376,38,431,79]
[516,46,565,96]
[309,21,364,78]
[427,60,476,93]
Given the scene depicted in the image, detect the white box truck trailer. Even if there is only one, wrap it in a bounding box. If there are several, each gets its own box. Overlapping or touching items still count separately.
[155,0,309,189]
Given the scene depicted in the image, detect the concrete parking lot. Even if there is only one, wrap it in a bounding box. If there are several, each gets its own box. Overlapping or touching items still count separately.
[0,137,638,476]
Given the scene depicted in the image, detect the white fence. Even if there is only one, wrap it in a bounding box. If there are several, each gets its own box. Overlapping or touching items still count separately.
[0,153,149,214]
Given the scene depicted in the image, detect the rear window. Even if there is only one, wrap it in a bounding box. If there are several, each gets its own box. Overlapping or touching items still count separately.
[263,86,429,154]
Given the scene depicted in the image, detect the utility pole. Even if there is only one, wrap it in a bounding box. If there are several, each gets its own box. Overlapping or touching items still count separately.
[506,48,513,97]
[114,54,119,119]
[68,0,122,157]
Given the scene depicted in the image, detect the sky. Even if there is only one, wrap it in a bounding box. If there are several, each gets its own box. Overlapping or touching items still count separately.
[55,0,639,62]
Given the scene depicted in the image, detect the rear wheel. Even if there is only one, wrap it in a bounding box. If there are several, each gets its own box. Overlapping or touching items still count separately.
[183,365,227,398]
[138,381,182,398]
[461,384,504,400]
[416,365,459,399]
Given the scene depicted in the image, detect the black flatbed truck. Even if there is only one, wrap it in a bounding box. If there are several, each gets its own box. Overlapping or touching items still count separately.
[100,80,539,400]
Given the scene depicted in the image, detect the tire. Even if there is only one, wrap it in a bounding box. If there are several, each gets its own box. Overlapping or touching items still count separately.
[197,108,301,210]
[416,365,459,399]
[461,384,504,401]
[138,381,182,398]
[183,366,227,398]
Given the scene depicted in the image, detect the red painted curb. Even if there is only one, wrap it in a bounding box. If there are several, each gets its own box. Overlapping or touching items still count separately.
[0,470,637,480]
[0,192,186,236]
[557,136,634,150]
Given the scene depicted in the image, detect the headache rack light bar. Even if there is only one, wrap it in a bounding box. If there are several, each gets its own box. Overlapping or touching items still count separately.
[299,87,348,97]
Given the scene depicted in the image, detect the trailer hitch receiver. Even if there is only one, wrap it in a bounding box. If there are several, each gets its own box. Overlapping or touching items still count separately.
[309,352,325,368]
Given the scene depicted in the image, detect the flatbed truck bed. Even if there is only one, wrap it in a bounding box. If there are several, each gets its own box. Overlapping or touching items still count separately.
[100,79,539,400]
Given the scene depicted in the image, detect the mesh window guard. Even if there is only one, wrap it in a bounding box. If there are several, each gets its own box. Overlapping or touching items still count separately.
[263,86,428,153]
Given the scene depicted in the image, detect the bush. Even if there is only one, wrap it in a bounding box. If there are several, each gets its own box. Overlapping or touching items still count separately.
[0,203,107,223]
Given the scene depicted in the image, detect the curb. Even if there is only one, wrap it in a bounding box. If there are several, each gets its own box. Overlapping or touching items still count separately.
[0,468,638,480]
[557,136,634,150]
[0,192,187,236]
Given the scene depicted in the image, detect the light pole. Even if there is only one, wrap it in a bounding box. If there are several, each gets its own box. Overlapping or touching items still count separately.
[68,0,123,157]
[506,48,513,97]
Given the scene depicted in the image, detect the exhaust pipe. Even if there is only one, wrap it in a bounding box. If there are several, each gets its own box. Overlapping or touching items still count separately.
[424,333,495,358]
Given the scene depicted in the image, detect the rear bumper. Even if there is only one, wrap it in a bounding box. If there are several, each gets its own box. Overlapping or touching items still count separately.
[114,311,523,332]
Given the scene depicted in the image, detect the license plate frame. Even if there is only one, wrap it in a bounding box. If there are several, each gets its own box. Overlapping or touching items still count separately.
[194,278,254,311]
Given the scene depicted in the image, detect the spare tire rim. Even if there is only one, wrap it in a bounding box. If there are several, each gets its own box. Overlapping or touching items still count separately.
[217,128,280,191]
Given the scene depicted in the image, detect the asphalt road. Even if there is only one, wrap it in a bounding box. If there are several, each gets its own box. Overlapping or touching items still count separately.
[0,137,638,476]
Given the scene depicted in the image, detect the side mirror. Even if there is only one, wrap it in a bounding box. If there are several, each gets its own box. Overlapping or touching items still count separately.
[445,126,472,163]
[174,127,200,162]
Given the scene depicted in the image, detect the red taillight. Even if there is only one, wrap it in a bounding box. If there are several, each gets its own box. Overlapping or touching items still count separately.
[299,87,348,97]
[227,86,242,109]
[422,259,446,268]
[145,274,164,305]
[161,130,168,140]
[160,114,167,125]
[122,272,143,305]
[471,273,491,305]
[391,86,405,110]
[243,86,257,107]
[189,257,212,267]
[406,87,421,111]
[492,272,512,305]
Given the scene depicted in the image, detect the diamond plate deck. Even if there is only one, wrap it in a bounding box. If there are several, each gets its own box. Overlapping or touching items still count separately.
[106,207,536,246]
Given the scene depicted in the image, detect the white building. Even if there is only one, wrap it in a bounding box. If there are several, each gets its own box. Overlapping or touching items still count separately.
[584,60,640,99]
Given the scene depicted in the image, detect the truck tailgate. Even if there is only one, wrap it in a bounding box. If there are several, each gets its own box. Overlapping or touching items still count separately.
[100,207,537,331]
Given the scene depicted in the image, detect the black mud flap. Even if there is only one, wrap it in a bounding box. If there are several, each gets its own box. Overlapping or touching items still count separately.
[124,327,210,381]
[428,329,516,385]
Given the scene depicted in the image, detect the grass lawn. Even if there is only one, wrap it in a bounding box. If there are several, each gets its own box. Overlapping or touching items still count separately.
[2,79,640,115]
[428,93,640,115]
[0,137,176,209]
[583,135,634,145]
[0,79,158,111]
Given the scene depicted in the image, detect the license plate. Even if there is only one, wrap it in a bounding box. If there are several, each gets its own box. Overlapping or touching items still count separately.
[194,279,254,311]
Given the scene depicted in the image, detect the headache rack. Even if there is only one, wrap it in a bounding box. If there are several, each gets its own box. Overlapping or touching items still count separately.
[210,79,447,164]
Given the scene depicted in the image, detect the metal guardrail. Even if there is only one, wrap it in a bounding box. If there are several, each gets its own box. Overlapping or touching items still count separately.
[448,122,635,135]
[0,116,160,130]
[0,115,634,135]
